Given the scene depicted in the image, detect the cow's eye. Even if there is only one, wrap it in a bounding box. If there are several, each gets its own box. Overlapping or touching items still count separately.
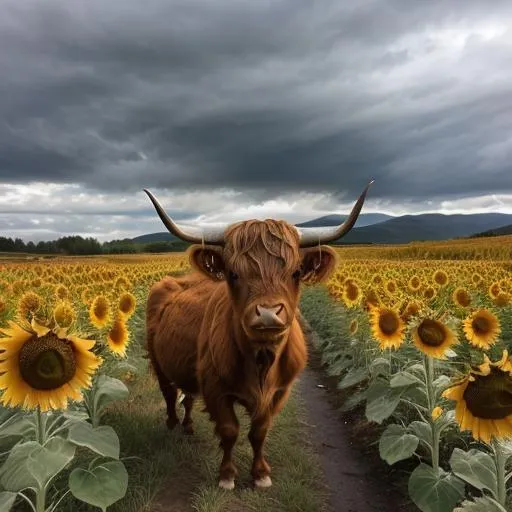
[228,271,239,282]
[292,269,301,280]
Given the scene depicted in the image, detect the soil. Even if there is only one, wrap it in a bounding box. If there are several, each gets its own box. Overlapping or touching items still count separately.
[298,326,411,512]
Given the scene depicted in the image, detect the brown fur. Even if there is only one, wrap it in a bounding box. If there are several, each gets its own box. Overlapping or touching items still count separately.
[146,219,337,486]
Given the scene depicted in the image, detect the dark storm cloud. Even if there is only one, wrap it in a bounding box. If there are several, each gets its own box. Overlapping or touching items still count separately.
[1,0,512,203]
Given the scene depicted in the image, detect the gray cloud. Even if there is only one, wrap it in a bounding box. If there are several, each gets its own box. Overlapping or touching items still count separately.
[1,0,512,226]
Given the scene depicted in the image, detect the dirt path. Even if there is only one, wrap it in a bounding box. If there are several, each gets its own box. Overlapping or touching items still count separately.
[297,326,408,512]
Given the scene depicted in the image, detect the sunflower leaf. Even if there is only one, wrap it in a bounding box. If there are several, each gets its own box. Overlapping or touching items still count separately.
[337,367,368,389]
[69,460,128,512]
[0,441,40,491]
[390,371,422,388]
[409,421,433,450]
[408,463,465,512]
[369,357,391,378]
[68,423,120,459]
[379,424,419,465]
[449,448,498,498]
[0,413,34,439]
[91,375,129,423]
[0,491,17,511]
[453,496,507,512]
[27,437,76,490]
[365,379,405,424]
[339,389,368,412]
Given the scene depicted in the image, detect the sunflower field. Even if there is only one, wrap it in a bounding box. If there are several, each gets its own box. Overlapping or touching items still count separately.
[0,254,188,511]
[0,237,511,512]
[307,244,512,512]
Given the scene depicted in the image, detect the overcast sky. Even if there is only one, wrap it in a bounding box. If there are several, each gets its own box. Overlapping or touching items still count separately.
[1,0,512,242]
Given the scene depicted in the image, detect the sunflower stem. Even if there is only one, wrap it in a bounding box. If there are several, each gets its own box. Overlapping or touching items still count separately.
[35,406,44,445]
[424,355,440,472]
[494,439,507,506]
[35,486,46,512]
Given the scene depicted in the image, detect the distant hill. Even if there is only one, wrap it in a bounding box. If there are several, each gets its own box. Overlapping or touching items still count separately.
[130,213,512,246]
[131,232,178,244]
[295,213,393,228]
[335,213,512,245]
[470,224,512,238]
[131,213,392,244]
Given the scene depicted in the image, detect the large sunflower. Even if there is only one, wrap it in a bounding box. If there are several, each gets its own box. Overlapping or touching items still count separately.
[0,319,102,411]
[412,317,457,359]
[462,308,501,350]
[443,351,512,444]
[369,306,405,350]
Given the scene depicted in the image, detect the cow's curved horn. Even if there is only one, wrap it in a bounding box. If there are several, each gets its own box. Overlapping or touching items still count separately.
[296,179,374,248]
[143,189,226,245]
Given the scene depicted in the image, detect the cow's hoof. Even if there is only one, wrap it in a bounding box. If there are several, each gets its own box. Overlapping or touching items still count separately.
[219,478,235,490]
[166,417,179,430]
[254,476,272,488]
[183,423,194,435]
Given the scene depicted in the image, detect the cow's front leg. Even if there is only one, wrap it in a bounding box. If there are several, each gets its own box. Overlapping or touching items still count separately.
[205,394,240,489]
[248,415,272,488]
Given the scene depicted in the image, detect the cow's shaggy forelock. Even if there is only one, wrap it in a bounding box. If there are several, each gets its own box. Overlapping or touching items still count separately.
[224,220,300,278]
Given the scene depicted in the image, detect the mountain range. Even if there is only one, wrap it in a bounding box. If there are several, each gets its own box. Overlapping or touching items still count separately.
[131,212,512,245]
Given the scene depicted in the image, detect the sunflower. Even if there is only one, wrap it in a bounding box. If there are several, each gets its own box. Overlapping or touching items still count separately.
[412,317,457,359]
[53,301,77,329]
[462,308,501,350]
[342,280,362,308]
[118,292,136,319]
[488,281,501,300]
[0,318,102,411]
[89,295,110,328]
[17,291,43,322]
[401,300,422,322]
[423,287,436,301]
[452,287,471,308]
[443,351,512,444]
[407,275,422,293]
[433,270,448,287]
[369,306,405,350]
[432,407,443,421]
[494,292,511,308]
[107,316,130,357]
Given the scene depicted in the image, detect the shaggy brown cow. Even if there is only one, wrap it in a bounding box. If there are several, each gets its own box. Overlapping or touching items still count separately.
[144,181,373,490]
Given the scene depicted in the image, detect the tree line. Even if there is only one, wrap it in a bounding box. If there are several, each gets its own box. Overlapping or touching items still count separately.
[0,236,189,255]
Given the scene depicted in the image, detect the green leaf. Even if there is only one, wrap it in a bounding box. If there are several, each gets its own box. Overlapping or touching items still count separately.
[369,357,391,378]
[69,460,128,512]
[409,421,433,450]
[453,497,507,512]
[433,375,451,394]
[449,448,498,498]
[390,371,421,388]
[337,367,368,389]
[62,410,90,422]
[379,424,419,465]
[339,389,367,412]
[0,491,18,511]
[365,379,404,424]
[27,437,76,490]
[0,413,33,439]
[408,464,465,512]
[0,442,40,491]
[68,423,120,459]
[92,375,129,417]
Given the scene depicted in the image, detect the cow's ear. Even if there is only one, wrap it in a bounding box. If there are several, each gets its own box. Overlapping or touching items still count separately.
[300,245,338,284]
[188,245,226,281]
